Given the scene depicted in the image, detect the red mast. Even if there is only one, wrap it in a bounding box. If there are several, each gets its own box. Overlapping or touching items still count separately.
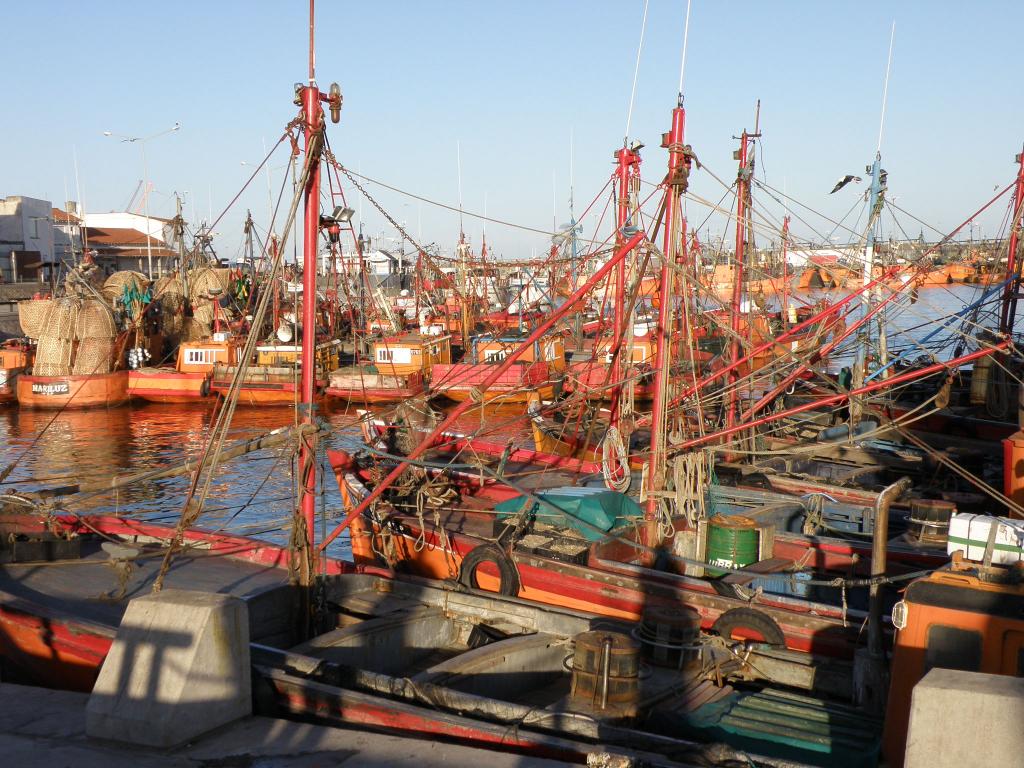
[781,215,791,329]
[645,99,688,546]
[1000,145,1024,334]
[609,144,641,429]
[297,0,342,582]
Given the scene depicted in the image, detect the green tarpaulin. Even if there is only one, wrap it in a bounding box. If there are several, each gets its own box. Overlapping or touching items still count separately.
[495,489,642,541]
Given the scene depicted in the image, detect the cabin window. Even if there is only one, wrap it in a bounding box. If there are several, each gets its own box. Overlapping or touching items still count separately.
[376,347,411,364]
[924,625,982,673]
[185,349,217,365]
[484,349,506,363]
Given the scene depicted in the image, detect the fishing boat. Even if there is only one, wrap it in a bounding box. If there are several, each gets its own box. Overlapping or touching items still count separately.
[430,331,566,404]
[15,280,136,409]
[211,339,340,406]
[0,339,32,405]
[325,332,451,404]
[128,335,238,403]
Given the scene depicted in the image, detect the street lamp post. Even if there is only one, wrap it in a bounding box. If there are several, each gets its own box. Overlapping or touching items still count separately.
[103,122,180,277]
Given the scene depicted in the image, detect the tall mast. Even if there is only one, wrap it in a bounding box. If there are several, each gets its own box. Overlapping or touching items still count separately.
[726,130,751,431]
[852,25,897,412]
[610,143,641,429]
[297,0,342,590]
[1000,146,1024,334]
[781,215,790,329]
[646,95,689,547]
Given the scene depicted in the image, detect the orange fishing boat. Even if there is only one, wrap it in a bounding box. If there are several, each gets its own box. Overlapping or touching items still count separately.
[128,337,237,403]
[0,340,33,405]
[211,340,339,406]
[430,332,565,404]
[326,333,451,404]
[17,370,130,409]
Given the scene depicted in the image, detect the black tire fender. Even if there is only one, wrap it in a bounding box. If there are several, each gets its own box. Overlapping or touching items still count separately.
[457,544,521,597]
[200,377,211,398]
[712,607,786,646]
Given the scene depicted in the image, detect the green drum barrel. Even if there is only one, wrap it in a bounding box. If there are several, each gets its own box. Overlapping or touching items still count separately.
[706,516,759,576]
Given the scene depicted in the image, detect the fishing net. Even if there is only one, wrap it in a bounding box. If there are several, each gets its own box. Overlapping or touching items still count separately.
[42,298,82,341]
[188,268,221,301]
[74,299,117,339]
[160,293,187,338]
[183,317,211,342]
[152,274,185,300]
[191,302,216,327]
[101,271,149,303]
[214,268,233,292]
[17,299,52,338]
[393,397,440,454]
[72,337,114,375]
[33,336,74,377]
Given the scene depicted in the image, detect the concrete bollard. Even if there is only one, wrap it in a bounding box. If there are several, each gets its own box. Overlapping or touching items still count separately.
[86,589,251,748]
[904,667,1024,768]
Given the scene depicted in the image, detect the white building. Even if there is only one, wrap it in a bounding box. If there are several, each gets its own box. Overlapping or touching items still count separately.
[83,211,172,243]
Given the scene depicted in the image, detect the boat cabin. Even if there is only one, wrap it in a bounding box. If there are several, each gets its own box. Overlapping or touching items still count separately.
[370,333,451,377]
[255,339,341,371]
[469,333,565,372]
[176,338,237,373]
[592,333,655,365]
[883,550,1024,765]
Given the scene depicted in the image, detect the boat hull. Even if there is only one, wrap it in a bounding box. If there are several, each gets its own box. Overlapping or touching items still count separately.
[0,513,359,690]
[17,371,129,409]
[435,384,555,404]
[128,368,210,403]
[325,384,424,403]
[0,371,21,405]
[326,369,425,404]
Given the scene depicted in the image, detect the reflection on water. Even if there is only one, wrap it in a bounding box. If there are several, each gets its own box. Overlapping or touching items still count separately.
[0,402,366,558]
[0,284,1009,558]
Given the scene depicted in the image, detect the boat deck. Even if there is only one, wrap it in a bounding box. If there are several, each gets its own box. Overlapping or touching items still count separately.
[0,535,296,645]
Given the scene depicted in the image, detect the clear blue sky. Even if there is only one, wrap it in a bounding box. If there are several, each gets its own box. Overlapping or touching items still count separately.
[3,1,1022,261]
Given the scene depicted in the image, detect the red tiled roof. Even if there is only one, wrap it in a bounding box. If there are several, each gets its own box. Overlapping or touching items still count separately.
[52,207,81,224]
[85,226,157,246]
[101,247,177,259]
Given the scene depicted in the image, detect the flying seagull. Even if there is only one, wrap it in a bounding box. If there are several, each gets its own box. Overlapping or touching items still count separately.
[830,175,862,194]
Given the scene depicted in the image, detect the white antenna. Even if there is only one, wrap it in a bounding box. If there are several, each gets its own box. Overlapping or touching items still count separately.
[552,170,557,232]
[569,127,575,214]
[73,146,85,223]
[877,20,896,154]
[624,0,650,142]
[483,191,487,237]
[678,0,692,97]
[457,140,465,235]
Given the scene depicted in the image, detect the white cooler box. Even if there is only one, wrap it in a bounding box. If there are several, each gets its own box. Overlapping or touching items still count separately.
[947,513,1024,565]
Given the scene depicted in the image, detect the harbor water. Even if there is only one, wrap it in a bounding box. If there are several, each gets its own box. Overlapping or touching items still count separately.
[0,284,1005,558]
